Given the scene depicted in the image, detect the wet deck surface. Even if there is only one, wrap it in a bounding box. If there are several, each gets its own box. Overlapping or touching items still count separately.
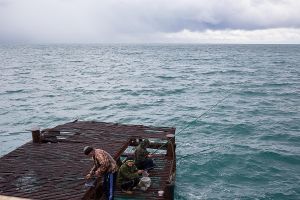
[0,121,175,200]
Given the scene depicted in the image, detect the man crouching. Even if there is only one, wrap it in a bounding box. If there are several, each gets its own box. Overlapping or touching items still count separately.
[117,157,144,194]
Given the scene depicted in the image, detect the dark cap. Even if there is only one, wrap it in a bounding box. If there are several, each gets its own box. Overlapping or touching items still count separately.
[83,146,93,155]
[141,139,150,148]
[144,139,150,145]
[126,156,134,162]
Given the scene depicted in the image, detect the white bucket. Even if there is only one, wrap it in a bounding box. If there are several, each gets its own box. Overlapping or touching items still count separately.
[139,177,151,191]
[158,190,164,197]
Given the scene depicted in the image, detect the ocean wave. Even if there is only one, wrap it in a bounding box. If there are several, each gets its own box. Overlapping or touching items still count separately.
[1,44,300,199]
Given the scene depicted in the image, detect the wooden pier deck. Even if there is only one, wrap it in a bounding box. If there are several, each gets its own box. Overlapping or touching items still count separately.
[0,121,176,200]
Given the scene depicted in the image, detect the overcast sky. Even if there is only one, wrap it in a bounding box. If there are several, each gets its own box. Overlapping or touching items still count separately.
[1,0,300,43]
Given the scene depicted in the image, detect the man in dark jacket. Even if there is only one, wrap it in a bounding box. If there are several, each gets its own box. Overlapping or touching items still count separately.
[134,139,155,170]
[117,157,144,194]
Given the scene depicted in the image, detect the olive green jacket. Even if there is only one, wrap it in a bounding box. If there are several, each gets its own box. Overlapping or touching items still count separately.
[117,161,139,184]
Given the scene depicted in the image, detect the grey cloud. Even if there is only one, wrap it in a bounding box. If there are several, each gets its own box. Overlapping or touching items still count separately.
[0,0,299,42]
[129,0,300,31]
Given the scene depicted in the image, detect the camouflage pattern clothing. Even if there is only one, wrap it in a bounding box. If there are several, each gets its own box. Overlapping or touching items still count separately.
[90,149,118,177]
[117,160,140,185]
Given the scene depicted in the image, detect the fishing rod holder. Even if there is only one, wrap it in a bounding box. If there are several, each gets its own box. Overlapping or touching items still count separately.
[31,127,41,143]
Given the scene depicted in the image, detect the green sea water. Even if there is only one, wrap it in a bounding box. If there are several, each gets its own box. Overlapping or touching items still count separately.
[0,44,299,199]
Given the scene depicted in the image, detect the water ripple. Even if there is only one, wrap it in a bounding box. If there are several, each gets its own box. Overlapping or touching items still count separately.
[0,44,299,199]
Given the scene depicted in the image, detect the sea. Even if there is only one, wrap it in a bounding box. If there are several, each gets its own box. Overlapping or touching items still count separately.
[0,44,299,200]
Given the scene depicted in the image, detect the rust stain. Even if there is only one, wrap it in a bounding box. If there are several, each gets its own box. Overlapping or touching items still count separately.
[0,121,176,200]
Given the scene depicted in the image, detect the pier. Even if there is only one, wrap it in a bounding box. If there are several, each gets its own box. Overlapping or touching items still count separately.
[0,121,176,199]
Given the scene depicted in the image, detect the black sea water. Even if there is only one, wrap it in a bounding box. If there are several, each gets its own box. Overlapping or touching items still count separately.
[0,44,299,199]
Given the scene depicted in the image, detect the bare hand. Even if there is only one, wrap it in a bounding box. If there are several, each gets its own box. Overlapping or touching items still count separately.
[95,171,101,177]
[137,170,144,174]
[85,174,91,179]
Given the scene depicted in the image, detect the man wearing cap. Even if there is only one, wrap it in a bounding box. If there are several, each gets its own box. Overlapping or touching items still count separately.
[84,146,118,200]
[117,157,144,194]
[134,139,155,170]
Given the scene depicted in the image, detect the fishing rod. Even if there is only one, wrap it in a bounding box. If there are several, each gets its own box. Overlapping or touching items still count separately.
[150,91,233,155]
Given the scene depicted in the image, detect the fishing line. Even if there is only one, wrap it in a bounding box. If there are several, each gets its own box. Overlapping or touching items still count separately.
[176,91,233,136]
[177,146,216,161]
[150,90,233,155]
[176,119,282,161]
